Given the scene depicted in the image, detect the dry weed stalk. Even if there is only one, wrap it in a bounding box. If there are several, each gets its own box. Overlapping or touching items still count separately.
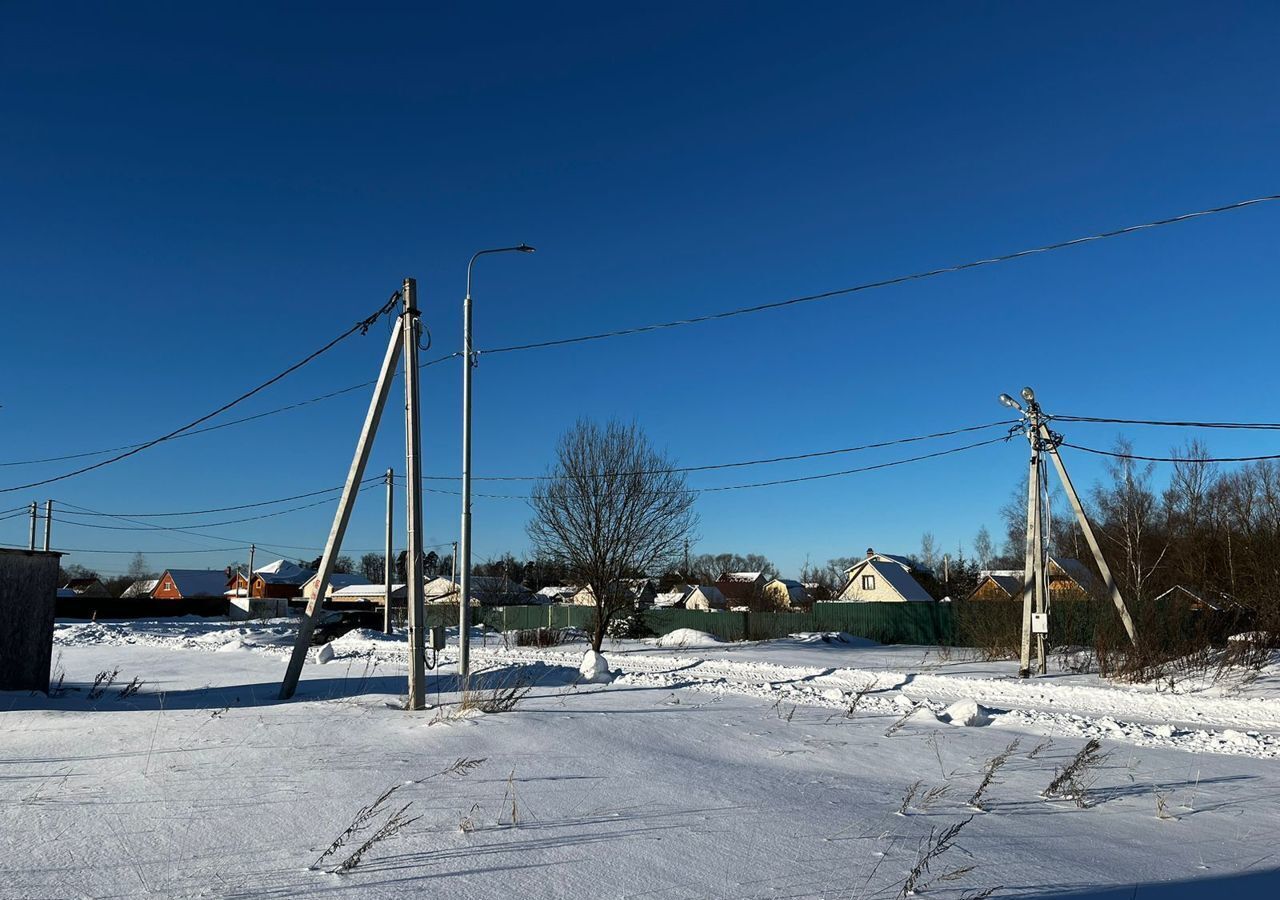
[1043,739,1110,807]
[87,668,119,700]
[968,739,1021,811]
[897,816,979,899]
[312,757,486,873]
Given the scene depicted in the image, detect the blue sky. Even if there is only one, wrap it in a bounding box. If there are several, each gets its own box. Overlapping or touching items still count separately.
[2,2,1278,579]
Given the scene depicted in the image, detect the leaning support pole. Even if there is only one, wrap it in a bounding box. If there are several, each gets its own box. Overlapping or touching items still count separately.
[279,315,405,701]
[1018,442,1039,677]
[1040,424,1139,647]
[401,278,428,710]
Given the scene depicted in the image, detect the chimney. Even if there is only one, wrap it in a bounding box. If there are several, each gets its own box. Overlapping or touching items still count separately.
[866,547,874,559]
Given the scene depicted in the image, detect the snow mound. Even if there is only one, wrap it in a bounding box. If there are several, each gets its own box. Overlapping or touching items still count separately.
[1229,631,1273,644]
[578,650,612,684]
[940,698,994,727]
[789,631,880,647]
[216,639,246,653]
[656,628,723,648]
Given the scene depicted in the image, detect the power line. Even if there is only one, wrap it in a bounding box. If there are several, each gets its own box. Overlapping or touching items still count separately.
[1061,442,1280,464]
[477,193,1280,358]
[51,486,370,530]
[435,420,1018,482]
[51,481,371,519]
[7,193,1275,471]
[1056,414,1280,431]
[0,292,402,494]
[397,433,1009,498]
[0,542,244,555]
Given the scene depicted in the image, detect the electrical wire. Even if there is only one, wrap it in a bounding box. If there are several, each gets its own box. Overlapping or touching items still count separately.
[51,487,372,530]
[1060,442,1280,463]
[479,193,1280,358]
[51,480,373,519]
[1055,415,1280,430]
[7,193,1276,471]
[0,292,402,494]
[395,433,1009,498]
[428,420,1018,482]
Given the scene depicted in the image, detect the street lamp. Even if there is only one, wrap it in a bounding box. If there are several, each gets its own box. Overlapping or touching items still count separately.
[998,393,1023,411]
[459,243,535,677]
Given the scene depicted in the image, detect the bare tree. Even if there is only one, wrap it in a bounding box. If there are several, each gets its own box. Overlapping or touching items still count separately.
[359,552,385,584]
[972,527,994,569]
[528,419,698,651]
[127,552,153,582]
[919,532,938,573]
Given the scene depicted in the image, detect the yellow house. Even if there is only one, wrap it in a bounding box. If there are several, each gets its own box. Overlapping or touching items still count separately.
[836,549,933,603]
[762,578,809,609]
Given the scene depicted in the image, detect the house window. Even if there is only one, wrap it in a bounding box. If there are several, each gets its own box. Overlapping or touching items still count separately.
[862,574,876,591]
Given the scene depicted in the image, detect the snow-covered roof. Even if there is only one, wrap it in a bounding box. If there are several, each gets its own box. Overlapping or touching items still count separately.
[332,583,407,599]
[424,576,531,601]
[720,571,764,582]
[534,585,576,602]
[852,559,933,602]
[56,587,76,598]
[845,553,919,574]
[687,584,726,607]
[654,589,690,608]
[255,559,306,577]
[162,569,232,598]
[119,579,158,598]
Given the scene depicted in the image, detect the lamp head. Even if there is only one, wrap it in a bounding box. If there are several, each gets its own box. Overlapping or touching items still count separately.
[1021,386,1036,403]
[516,243,536,253]
[999,393,1023,411]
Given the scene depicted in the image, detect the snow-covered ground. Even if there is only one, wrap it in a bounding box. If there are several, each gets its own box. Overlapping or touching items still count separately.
[2,618,1279,898]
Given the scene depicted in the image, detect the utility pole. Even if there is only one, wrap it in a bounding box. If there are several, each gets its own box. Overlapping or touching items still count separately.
[28,502,37,551]
[999,386,1139,679]
[384,467,393,634]
[402,278,427,709]
[42,500,52,551]
[247,543,256,601]
[280,285,407,701]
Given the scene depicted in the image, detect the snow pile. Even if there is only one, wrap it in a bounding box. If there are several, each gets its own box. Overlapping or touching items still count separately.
[789,631,880,647]
[940,698,995,727]
[656,628,723,648]
[579,650,612,683]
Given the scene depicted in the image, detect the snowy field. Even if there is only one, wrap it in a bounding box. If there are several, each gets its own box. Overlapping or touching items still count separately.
[3,618,1279,898]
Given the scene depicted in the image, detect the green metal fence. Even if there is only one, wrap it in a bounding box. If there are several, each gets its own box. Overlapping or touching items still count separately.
[468,602,956,646]
[453,597,1235,650]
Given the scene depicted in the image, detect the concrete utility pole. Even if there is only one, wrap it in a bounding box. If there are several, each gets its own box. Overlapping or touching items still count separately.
[280,290,407,701]
[459,244,535,678]
[42,500,52,552]
[402,278,428,709]
[999,386,1139,678]
[384,467,393,635]
[247,543,256,600]
[28,502,36,551]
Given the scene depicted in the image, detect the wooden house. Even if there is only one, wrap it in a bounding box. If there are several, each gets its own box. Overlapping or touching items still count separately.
[714,571,768,606]
[153,569,232,600]
[966,558,1095,603]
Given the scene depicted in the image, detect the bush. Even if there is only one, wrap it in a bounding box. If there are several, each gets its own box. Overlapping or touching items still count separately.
[606,614,651,640]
